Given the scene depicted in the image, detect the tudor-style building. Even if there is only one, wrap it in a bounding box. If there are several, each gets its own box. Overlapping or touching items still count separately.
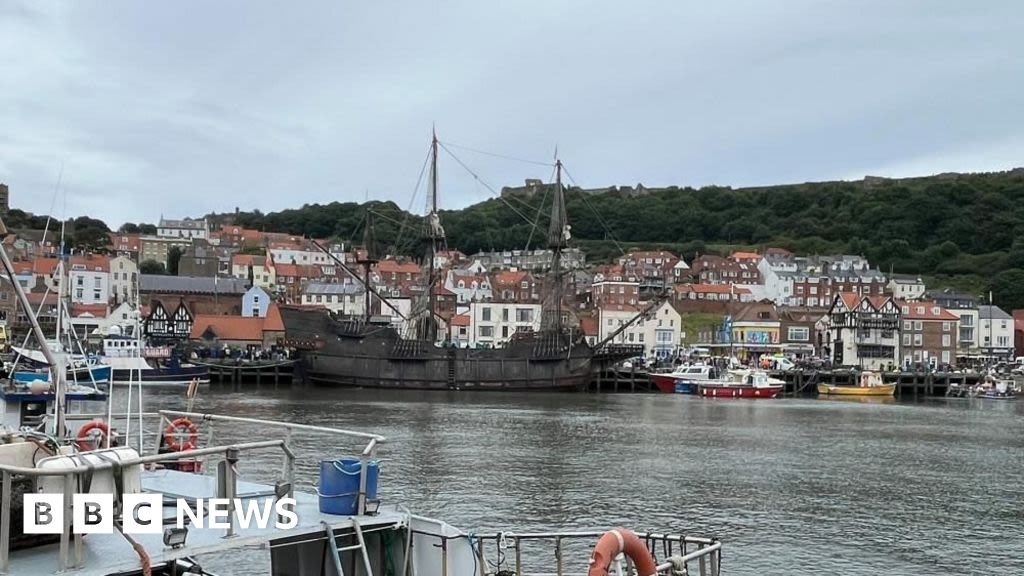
[144,300,194,341]
[826,292,901,370]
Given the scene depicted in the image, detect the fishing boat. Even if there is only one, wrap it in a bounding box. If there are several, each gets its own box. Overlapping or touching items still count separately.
[971,374,1018,400]
[817,370,896,396]
[10,345,111,385]
[649,363,722,394]
[101,334,210,385]
[697,369,784,399]
[280,133,643,390]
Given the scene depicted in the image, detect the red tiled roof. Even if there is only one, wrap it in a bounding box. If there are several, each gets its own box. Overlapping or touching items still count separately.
[264,304,285,332]
[190,316,265,341]
[20,258,60,276]
[838,292,860,310]
[492,270,528,285]
[69,254,110,272]
[579,316,599,336]
[730,251,761,260]
[71,304,109,318]
[898,300,960,321]
[231,254,269,267]
[377,259,421,274]
[450,314,470,327]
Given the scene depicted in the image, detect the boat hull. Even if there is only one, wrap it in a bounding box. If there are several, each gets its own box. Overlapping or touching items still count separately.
[110,365,210,385]
[698,384,782,399]
[281,306,601,392]
[13,365,111,385]
[817,383,896,396]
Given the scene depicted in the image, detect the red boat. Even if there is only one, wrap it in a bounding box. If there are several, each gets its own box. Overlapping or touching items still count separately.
[697,370,784,399]
[648,364,720,394]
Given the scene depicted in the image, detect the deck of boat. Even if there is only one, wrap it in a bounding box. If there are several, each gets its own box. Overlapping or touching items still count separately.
[8,469,406,576]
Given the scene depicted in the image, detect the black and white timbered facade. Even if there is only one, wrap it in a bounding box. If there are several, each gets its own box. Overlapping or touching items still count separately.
[826,293,901,370]
[144,300,194,341]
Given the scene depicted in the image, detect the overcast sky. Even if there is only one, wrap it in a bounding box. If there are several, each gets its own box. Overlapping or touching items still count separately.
[2,1,1021,228]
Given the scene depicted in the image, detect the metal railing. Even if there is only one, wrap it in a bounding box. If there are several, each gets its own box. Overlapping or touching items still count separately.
[411,529,723,576]
[0,410,387,574]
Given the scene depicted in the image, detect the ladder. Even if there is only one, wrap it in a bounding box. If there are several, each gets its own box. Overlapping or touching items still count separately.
[322,519,374,576]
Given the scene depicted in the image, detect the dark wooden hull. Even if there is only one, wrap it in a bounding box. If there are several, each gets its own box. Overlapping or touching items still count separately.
[281,306,597,391]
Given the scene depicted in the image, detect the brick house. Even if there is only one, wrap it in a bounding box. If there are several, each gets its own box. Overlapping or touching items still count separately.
[897,300,960,369]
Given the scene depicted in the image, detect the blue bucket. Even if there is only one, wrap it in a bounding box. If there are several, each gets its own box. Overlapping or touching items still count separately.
[318,458,380,515]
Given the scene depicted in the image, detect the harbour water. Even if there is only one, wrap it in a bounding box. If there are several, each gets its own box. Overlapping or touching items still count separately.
[139,388,1023,575]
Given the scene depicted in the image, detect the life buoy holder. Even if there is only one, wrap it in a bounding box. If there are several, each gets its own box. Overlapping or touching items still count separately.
[76,420,110,452]
[587,528,658,576]
[163,417,199,452]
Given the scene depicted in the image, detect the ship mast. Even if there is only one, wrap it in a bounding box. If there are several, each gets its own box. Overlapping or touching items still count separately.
[356,210,380,322]
[545,159,569,333]
[422,128,444,341]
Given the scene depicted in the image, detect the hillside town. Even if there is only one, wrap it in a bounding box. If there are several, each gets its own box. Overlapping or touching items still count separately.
[0,206,1018,373]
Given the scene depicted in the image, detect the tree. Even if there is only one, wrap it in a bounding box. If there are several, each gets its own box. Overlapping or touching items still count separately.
[119,223,141,234]
[139,259,166,275]
[68,216,111,252]
[166,246,184,276]
[139,223,157,234]
[988,269,1024,312]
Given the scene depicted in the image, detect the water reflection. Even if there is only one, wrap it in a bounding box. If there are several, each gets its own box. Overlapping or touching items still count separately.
[135,387,1022,576]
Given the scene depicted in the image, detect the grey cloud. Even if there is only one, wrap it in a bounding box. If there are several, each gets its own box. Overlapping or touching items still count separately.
[1,0,1021,228]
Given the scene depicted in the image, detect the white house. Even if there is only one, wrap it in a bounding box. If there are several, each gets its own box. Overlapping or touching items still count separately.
[978,305,1014,358]
[887,275,926,301]
[157,217,209,240]
[301,283,367,317]
[467,301,542,347]
[109,255,139,305]
[598,301,680,360]
[68,254,111,305]
[445,270,492,304]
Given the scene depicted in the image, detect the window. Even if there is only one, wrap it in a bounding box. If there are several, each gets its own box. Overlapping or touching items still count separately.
[941,351,951,364]
[942,334,951,347]
[501,326,509,339]
[478,326,493,337]
[639,333,644,343]
[942,322,951,332]
[902,334,911,346]
[913,333,922,346]
[914,321,922,331]
[77,277,84,286]
[788,327,809,341]
[482,307,491,322]
[93,291,101,300]
[94,277,101,289]
[502,308,509,322]
[516,308,533,323]
[903,320,912,331]
[76,289,83,299]
[607,319,613,326]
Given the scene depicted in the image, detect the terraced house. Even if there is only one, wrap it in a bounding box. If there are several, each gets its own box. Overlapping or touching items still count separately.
[898,300,960,369]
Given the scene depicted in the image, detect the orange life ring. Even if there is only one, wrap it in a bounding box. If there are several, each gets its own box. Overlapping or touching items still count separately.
[163,417,199,452]
[587,528,658,576]
[76,420,110,452]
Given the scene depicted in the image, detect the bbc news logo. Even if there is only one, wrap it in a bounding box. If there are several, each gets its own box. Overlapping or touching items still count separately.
[24,494,299,534]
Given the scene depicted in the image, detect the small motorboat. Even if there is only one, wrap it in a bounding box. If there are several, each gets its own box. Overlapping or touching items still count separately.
[698,369,784,399]
[649,363,722,394]
[972,375,1018,400]
[818,370,896,396]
